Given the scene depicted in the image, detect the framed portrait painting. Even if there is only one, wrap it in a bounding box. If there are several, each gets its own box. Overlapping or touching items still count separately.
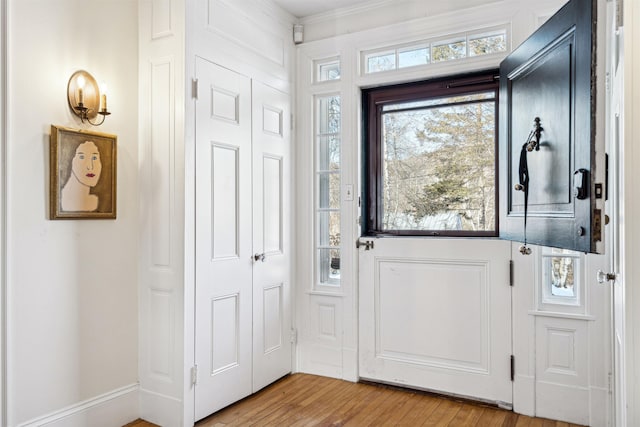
[50,125,117,219]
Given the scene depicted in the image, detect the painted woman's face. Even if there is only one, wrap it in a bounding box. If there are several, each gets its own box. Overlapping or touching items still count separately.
[71,141,102,187]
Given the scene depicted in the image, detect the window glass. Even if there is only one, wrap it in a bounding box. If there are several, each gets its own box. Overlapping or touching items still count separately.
[364,72,499,236]
[543,248,579,299]
[432,38,467,62]
[317,59,341,82]
[469,32,507,57]
[398,46,430,68]
[366,52,396,73]
[382,94,496,232]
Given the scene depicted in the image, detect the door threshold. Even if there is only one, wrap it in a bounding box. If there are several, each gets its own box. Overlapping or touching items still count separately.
[358,378,513,411]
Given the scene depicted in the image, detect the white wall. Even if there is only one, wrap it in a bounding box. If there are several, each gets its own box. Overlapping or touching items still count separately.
[6,1,139,425]
[300,0,562,45]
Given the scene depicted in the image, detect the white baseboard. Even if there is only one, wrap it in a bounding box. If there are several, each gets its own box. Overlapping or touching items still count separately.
[341,347,358,382]
[139,388,183,427]
[590,385,610,427]
[536,381,590,426]
[513,374,535,416]
[16,384,139,427]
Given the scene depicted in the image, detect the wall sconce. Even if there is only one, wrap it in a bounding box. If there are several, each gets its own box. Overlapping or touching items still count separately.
[67,70,111,126]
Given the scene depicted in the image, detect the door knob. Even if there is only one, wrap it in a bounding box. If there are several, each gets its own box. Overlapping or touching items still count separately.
[596,270,616,284]
[254,253,266,262]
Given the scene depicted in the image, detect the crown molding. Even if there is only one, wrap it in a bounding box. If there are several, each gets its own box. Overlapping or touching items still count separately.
[299,0,399,25]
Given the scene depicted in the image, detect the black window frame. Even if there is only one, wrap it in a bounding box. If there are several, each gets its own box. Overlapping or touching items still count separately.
[362,69,500,237]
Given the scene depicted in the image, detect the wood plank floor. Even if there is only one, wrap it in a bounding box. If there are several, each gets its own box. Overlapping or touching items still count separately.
[131,373,586,427]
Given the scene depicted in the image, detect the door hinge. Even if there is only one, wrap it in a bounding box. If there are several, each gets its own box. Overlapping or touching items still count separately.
[290,328,298,344]
[510,355,515,382]
[191,365,198,386]
[192,78,199,100]
[509,260,514,287]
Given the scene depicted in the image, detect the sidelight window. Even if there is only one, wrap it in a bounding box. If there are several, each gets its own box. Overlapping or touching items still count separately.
[316,95,341,285]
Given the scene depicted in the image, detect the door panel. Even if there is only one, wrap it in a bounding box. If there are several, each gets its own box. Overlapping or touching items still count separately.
[499,0,604,253]
[377,260,489,371]
[252,81,292,392]
[211,144,240,258]
[195,59,253,421]
[359,238,512,406]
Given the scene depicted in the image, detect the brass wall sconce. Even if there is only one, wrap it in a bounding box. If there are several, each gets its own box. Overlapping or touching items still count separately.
[67,70,111,126]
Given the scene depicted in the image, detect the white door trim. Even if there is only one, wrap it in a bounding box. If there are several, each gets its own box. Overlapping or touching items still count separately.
[0,0,7,423]
[622,0,640,424]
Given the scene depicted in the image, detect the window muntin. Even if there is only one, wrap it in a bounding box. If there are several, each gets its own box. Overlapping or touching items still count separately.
[363,71,499,236]
[316,95,341,285]
[363,28,508,74]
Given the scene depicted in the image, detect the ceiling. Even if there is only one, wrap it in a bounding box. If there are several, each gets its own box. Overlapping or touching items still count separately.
[272,0,375,18]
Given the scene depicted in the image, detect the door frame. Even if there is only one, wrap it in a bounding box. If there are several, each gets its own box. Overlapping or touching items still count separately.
[0,0,7,423]
[621,0,640,424]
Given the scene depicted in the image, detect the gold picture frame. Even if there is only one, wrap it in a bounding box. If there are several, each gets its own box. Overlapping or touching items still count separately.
[50,125,117,219]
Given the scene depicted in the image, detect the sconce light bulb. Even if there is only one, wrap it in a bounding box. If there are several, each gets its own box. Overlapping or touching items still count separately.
[77,74,86,89]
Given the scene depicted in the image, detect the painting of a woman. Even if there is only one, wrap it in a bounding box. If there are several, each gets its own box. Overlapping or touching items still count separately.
[50,125,116,219]
[61,140,102,211]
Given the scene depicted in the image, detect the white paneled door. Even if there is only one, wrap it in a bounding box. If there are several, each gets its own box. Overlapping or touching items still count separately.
[252,81,292,391]
[194,59,253,421]
[194,59,291,421]
[359,239,513,407]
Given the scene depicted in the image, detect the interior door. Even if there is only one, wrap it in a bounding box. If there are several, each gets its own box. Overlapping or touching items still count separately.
[358,238,513,407]
[251,81,292,391]
[194,58,253,420]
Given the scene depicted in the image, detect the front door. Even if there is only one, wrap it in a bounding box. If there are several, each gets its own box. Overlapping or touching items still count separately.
[358,238,513,406]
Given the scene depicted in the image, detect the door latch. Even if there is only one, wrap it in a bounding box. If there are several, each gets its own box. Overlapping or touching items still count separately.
[356,239,374,250]
[253,253,266,262]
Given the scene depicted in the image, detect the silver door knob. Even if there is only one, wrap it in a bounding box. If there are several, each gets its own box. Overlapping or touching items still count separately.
[596,270,616,284]
[254,253,266,262]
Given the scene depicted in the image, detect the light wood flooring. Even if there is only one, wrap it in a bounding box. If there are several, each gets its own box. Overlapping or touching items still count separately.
[130,373,586,427]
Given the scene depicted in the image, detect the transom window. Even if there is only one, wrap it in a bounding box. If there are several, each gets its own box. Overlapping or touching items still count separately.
[362,28,507,74]
[363,71,499,236]
[315,58,341,82]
